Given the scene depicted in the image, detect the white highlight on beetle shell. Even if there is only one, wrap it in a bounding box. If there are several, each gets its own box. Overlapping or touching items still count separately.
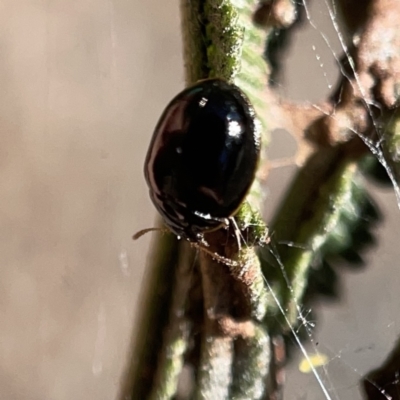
[227,120,242,138]
[199,97,208,107]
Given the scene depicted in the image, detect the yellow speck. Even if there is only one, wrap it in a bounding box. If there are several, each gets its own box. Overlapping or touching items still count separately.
[299,353,329,374]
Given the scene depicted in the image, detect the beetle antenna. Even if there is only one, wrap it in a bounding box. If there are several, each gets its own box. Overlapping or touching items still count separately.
[132,227,169,240]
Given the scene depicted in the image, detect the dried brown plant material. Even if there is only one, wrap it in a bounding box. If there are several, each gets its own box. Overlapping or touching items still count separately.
[276,0,400,162]
[253,0,297,29]
[357,0,400,108]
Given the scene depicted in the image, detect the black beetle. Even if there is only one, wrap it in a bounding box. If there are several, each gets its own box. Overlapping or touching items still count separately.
[144,78,261,242]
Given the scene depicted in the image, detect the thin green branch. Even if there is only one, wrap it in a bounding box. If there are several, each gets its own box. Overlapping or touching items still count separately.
[148,242,195,400]
[128,0,274,398]
[261,143,373,328]
[194,336,234,400]
[229,327,271,400]
[121,232,180,399]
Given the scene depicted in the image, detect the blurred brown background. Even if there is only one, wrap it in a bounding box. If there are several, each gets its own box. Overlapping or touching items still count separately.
[0,1,399,399]
[0,1,182,398]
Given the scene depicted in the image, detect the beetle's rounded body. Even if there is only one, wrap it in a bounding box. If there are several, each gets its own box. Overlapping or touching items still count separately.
[145,79,260,241]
